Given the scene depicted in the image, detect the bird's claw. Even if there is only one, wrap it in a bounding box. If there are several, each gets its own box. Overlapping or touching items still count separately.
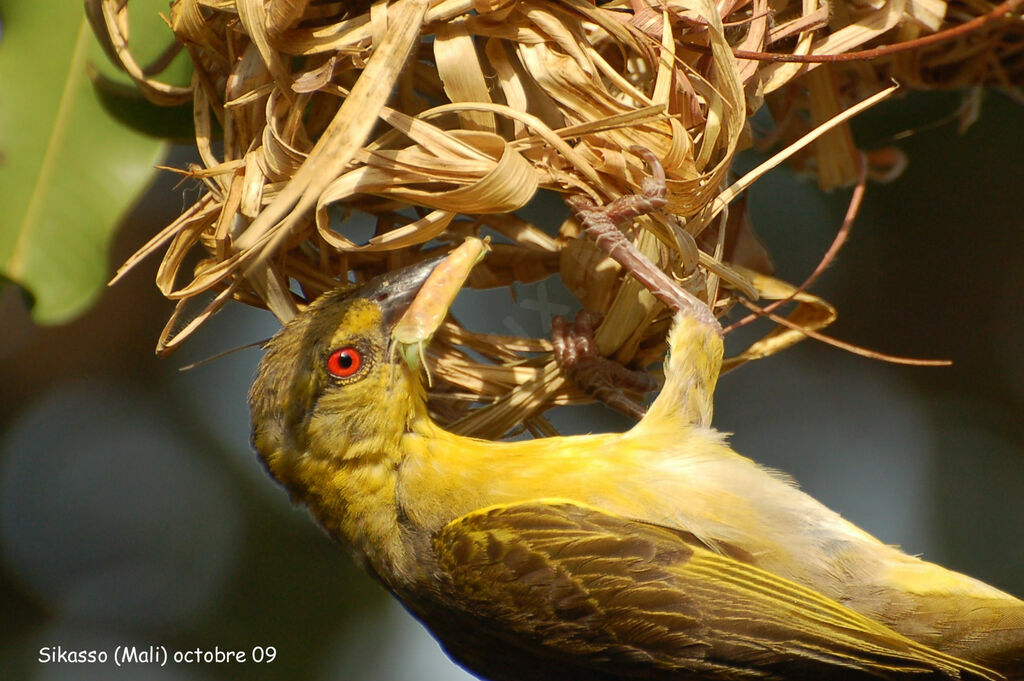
[565,147,720,334]
[552,311,658,420]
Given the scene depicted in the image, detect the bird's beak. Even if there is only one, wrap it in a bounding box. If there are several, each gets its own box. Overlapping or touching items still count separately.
[356,256,446,330]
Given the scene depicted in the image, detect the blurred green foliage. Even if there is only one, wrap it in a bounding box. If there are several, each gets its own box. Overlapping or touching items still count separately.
[0,0,191,324]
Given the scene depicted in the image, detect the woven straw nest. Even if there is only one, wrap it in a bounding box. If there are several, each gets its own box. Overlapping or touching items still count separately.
[90,0,1023,438]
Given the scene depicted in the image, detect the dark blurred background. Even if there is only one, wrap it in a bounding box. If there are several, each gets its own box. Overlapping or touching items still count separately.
[1,91,1022,681]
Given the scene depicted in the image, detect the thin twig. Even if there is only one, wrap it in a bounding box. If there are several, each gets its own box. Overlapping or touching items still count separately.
[730,0,1024,63]
[724,152,867,334]
[736,298,952,366]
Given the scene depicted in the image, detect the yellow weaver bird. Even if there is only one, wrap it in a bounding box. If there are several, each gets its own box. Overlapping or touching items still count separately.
[250,257,1024,681]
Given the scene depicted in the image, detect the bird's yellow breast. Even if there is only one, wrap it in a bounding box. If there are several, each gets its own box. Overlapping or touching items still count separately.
[394,418,789,577]
[394,415,1016,614]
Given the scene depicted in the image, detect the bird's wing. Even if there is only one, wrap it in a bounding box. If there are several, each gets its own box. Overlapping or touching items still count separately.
[432,500,1000,681]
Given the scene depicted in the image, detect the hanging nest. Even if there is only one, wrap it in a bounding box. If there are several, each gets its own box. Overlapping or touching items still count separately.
[88,0,1023,438]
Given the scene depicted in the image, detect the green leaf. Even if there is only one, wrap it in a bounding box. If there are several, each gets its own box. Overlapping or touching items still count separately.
[91,69,195,142]
[0,0,189,324]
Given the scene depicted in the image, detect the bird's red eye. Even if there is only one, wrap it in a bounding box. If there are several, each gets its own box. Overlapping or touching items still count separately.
[327,347,363,378]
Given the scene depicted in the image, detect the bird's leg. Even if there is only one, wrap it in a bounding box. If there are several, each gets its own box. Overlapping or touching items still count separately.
[564,147,719,331]
[564,147,723,427]
[552,311,658,420]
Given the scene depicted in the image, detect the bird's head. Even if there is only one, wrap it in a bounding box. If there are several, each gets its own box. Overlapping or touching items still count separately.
[249,258,442,487]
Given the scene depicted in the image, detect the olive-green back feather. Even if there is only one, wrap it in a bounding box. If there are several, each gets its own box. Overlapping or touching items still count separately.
[431,501,1001,681]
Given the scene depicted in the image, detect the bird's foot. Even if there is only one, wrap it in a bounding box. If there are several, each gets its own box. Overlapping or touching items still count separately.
[565,147,719,333]
[552,311,658,420]
[563,147,667,252]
